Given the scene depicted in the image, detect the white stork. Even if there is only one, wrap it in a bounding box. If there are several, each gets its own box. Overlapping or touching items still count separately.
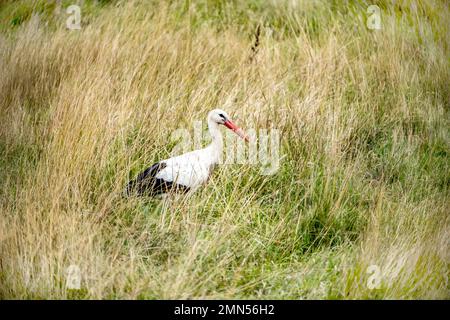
[126,109,248,196]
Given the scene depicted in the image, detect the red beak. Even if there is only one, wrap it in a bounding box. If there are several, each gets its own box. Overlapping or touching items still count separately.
[224,120,249,142]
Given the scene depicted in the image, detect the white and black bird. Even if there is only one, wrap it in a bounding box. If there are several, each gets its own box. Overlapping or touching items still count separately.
[126,109,248,197]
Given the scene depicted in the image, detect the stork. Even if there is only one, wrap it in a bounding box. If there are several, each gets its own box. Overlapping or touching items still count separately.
[126,109,248,197]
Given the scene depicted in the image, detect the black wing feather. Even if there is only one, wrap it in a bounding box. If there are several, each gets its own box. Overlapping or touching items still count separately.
[125,162,190,197]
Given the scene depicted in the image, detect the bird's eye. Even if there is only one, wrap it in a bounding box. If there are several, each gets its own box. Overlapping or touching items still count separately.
[219,114,226,120]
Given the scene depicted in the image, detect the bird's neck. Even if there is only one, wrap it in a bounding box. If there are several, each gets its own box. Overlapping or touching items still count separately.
[207,119,223,163]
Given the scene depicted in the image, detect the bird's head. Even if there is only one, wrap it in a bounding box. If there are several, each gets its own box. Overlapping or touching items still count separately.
[208,109,249,142]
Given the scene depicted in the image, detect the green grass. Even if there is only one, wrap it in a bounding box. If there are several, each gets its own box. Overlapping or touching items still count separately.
[0,0,448,299]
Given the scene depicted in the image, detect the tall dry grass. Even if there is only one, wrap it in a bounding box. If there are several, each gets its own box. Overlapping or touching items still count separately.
[0,0,449,299]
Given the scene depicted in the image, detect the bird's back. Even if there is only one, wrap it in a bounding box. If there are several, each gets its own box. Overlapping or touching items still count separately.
[125,147,216,197]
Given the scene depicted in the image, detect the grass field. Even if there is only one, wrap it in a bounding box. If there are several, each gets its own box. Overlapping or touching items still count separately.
[0,0,448,299]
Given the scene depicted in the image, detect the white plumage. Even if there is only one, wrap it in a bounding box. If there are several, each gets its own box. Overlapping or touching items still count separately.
[155,146,218,191]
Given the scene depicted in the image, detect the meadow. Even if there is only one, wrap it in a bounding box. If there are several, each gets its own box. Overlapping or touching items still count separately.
[0,0,448,299]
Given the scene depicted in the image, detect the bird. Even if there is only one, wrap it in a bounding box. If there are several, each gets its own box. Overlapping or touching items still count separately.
[125,109,249,197]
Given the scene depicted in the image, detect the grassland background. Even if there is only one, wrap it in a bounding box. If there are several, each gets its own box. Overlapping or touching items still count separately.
[0,0,448,299]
